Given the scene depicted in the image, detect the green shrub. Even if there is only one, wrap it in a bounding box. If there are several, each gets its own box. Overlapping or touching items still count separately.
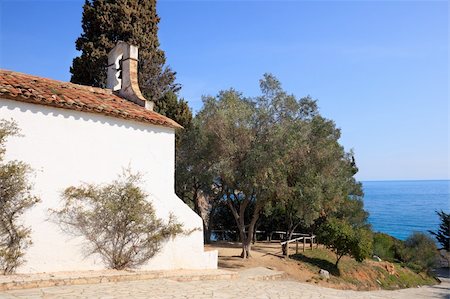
[354,228,373,262]
[52,170,184,270]
[373,233,395,260]
[401,232,438,272]
[373,232,406,262]
[318,218,372,267]
[373,232,438,273]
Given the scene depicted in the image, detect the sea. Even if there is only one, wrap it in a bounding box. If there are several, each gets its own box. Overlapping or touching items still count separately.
[362,180,450,240]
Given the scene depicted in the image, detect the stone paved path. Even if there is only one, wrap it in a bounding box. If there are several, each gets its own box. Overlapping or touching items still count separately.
[0,274,448,299]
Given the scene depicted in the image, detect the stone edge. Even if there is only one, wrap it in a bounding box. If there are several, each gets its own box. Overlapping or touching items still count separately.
[0,270,238,292]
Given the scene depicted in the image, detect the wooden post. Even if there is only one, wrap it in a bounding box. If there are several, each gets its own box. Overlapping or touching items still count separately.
[303,237,306,252]
[286,242,289,259]
[310,236,313,249]
[296,239,298,254]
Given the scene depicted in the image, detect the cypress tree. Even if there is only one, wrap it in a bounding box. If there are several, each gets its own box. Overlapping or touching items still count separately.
[70,0,180,103]
[155,91,192,129]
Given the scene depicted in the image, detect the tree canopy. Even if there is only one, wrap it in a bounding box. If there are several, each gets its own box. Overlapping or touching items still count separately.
[176,74,367,258]
[71,0,193,136]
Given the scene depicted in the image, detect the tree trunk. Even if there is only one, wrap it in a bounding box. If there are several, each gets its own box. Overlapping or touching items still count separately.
[241,239,252,258]
[238,213,248,258]
[203,222,211,244]
[288,222,301,241]
[193,189,217,244]
[285,208,300,243]
[335,255,342,267]
[252,220,259,244]
[193,187,201,216]
[240,205,261,258]
[204,201,218,244]
[225,193,261,259]
[226,199,247,257]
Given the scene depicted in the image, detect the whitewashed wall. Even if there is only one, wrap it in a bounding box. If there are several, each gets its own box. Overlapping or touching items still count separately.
[0,99,217,273]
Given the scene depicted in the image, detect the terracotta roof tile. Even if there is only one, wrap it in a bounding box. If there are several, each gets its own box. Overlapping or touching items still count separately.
[0,69,182,129]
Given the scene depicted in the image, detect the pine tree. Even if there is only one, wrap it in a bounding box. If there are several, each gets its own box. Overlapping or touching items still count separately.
[70,0,179,103]
[429,210,450,251]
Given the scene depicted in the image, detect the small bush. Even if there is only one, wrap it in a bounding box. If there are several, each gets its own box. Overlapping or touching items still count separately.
[373,233,395,260]
[373,233,405,262]
[52,170,184,270]
[0,119,40,274]
[401,232,438,272]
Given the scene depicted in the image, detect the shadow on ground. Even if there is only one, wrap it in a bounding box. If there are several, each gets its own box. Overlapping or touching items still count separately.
[291,253,340,276]
[207,242,241,249]
[433,267,450,279]
[217,256,245,269]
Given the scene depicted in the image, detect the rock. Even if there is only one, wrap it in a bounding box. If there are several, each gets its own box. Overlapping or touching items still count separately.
[384,263,396,275]
[373,255,382,262]
[319,269,330,279]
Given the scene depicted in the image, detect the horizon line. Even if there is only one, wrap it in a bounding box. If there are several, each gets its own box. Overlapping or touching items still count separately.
[360,179,450,182]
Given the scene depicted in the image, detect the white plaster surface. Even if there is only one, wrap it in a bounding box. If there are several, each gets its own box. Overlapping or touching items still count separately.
[0,99,217,273]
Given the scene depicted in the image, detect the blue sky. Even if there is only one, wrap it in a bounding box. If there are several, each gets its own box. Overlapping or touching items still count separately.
[0,0,448,181]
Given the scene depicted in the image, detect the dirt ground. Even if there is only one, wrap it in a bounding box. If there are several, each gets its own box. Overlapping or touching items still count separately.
[205,241,439,291]
[206,241,314,281]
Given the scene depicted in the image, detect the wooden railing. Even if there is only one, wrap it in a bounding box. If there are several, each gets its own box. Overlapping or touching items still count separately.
[269,231,308,241]
[280,235,317,257]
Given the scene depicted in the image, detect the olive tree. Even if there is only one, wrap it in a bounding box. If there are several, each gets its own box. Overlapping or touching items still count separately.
[196,89,260,257]
[191,75,319,258]
[52,170,183,270]
[178,73,366,258]
[0,119,40,274]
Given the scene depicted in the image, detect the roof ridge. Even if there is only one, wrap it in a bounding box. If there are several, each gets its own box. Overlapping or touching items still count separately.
[0,69,113,96]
